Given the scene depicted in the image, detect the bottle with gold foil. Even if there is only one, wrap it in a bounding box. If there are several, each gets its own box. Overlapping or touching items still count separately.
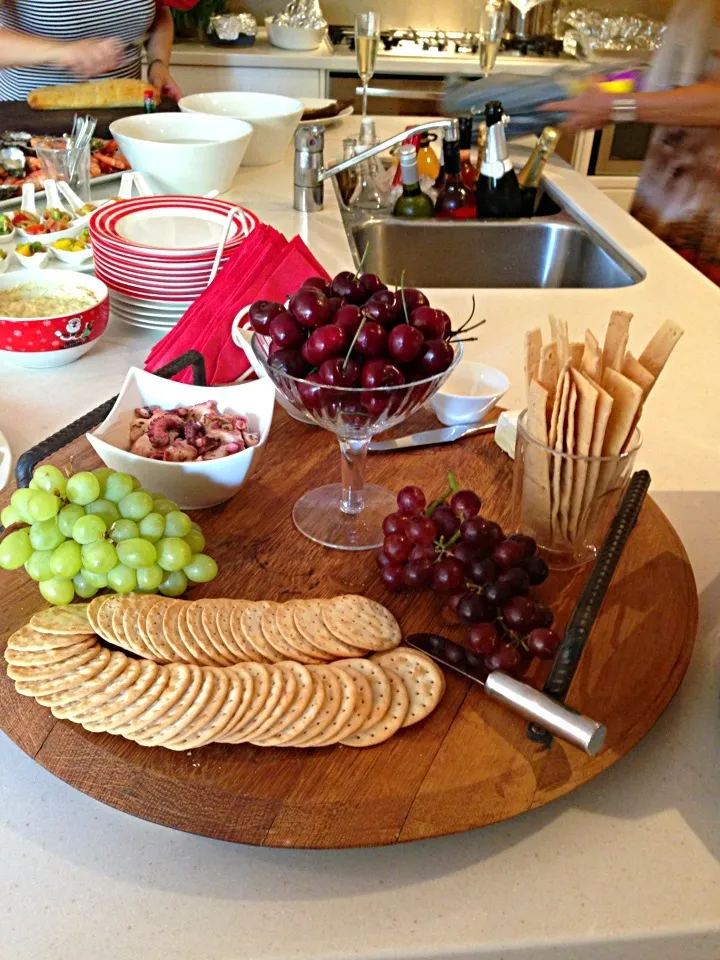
[517,126,561,215]
[459,116,478,189]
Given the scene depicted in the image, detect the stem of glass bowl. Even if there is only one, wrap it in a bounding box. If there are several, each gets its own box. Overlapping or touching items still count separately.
[339,437,369,515]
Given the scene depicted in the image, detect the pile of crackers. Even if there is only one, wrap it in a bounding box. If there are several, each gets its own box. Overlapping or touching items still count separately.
[87,594,404,666]
[523,313,683,546]
[4,600,446,751]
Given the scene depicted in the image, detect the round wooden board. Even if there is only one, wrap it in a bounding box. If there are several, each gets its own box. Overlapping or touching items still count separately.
[0,411,698,848]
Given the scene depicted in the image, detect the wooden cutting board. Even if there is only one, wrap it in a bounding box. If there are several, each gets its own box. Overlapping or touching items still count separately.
[2,99,179,140]
[0,409,698,848]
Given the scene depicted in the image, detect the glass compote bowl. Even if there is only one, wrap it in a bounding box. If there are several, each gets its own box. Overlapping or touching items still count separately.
[252,333,463,550]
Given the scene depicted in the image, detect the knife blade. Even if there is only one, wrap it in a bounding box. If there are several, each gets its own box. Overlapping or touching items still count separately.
[405,633,606,755]
[369,421,496,452]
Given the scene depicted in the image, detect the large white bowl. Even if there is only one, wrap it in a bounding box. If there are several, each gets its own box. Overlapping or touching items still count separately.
[266,18,326,50]
[86,367,275,509]
[179,92,304,167]
[109,114,254,196]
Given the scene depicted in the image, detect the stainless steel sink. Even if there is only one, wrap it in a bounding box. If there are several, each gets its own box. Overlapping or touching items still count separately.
[336,182,644,290]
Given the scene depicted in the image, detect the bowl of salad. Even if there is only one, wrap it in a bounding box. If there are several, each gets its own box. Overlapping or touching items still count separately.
[15,240,49,270]
[52,229,93,266]
[0,213,14,245]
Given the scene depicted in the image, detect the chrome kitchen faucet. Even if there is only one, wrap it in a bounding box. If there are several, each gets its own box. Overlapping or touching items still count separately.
[293,118,460,212]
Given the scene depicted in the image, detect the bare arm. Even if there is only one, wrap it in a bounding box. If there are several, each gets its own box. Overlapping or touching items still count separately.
[541,75,720,132]
[0,27,122,76]
[146,5,181,101]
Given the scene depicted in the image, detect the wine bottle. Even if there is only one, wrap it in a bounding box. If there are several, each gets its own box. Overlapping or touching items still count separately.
[518,126,560,215]
[435,134,475,220]
[393,145,435,219]
[459,116,478,189]
[475,101,523,220]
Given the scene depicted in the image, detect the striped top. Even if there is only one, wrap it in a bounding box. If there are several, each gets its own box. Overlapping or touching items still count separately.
[0,0,156,101]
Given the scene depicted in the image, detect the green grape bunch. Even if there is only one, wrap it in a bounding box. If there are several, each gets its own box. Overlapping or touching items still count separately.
[0,465,219,606]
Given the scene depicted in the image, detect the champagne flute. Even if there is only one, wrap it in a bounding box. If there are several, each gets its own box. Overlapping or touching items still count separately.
[478,0,507,78]
[354,11,381,122]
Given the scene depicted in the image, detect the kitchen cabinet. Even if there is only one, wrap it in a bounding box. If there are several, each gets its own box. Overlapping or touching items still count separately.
[169,65,325,98]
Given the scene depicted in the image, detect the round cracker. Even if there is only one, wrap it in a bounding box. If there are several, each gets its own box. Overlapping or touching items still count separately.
[95,595,122,645]
[260,602,315,663]
[83,664,169,733]
[199,602,235,666]
[289,664,344,746]
[236,662,297,741]
[165,667,244,750]
[256,667,328,746]
[215,662,271,742]
[161,667,230,748]
[275,600,332,662]
[341,669,409,748]
[216,599,252,662]
[313,665,373,746]
[228,603,264,662]
[6,641,99,681]
[136,666,215,746]
[249,662,314,742]
[119,596,163,659]
[241,601,282,663]
[86,595,109,637]
[41,652,133,713]
[143,597,179,662]
[161,602,195,663]
[176,603,211,664]
[372,649,445,727]
[293,599,365,659]
[335,657,392,732]
[72,659,160,724]
[116,663,194,738]
[186,601,227,666]
[7,625,92,651]
[30,604,91,635]
[14,648,112,698]
[5,637,97,667]
[322,595,402,652]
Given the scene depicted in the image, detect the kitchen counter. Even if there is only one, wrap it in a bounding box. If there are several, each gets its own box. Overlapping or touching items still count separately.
[169,35,573,76]
[1,118,719,960]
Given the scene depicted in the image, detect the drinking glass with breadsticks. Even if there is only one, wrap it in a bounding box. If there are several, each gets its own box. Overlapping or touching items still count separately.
[512,312,684,569]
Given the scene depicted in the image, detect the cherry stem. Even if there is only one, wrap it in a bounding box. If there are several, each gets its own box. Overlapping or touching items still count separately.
[354,241,370,280]
[343,315,367,370]
[449,336,480,344]
[398,270,410,324]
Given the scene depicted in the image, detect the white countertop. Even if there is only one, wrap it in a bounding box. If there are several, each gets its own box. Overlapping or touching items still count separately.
[1,118,719,960]
[170,36,572,76]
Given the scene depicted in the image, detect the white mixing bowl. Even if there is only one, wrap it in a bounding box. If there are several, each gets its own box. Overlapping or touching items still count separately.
[179,92,304,166]
[109,113,253,195]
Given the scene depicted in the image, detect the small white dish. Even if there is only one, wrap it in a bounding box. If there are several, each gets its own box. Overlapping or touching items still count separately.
[0,252,10,274]
[86,367,276,509]
[429,361,510,426]
[16,247,50,270]
[266,18,327,50]
[0,224,16,246]
[51,244,93,267]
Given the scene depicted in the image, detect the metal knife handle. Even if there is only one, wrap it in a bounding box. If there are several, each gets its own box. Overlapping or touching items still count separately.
[486,672,606,755]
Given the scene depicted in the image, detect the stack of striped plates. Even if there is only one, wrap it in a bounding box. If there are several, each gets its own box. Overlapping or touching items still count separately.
[88,196,258,330]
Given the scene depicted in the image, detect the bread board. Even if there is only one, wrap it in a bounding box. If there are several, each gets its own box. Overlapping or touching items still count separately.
[0,410,698,848]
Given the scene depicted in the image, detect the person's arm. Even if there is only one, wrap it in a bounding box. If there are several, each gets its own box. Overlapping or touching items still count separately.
[541,75,720,132]
[146,4,181,101]
[0,27,122,76]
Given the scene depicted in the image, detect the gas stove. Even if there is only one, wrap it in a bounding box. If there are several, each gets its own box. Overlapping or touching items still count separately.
[327,26,564,59]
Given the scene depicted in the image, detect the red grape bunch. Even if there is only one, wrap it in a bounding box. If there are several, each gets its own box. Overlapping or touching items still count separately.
[376,472,561,677]
[247,272,485,394]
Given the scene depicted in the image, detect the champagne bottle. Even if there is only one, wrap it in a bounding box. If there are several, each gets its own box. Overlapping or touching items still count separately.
[475,101,523,220]
[459,116,478,189]
[518,126,560,215]
[393,145,435,219]
[435,134,475,220]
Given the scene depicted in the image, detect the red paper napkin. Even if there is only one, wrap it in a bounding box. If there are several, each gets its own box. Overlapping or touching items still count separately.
[145,226,329,385]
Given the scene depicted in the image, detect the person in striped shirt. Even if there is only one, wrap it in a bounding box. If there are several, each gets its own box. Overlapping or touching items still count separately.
[0,0,181,101]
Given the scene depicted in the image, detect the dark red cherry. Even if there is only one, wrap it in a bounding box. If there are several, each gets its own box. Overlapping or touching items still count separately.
[333,304,363,335]
[400,288,430,313]
[354,321,387,357]
[268,348,310,378]
[387,324,424,364]
[269,312,305,349]
[416,339,454,377]
[328,296,344,313]
[301,276,332,296]
[318,357,360,387]
[410,306,450,340]
[289,289,331,328]
[297,372,326,410]
[305,324,347,364]
[248,300,284,335]
[367,289,401,322]
[359,272,387,296]
[360,359,405,389]
[331,271,365,304]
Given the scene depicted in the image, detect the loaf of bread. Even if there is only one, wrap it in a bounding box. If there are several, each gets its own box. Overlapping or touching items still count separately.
[27,78,160,111]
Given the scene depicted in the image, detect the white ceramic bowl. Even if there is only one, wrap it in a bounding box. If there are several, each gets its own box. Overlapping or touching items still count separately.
[51,243,93,267]
[109,114,254,196]
[0,269,109,368]
[86,367,276,509]
[429,361,510,426]
[0,251,9,274]
[266,18,327,50]
[15,247,50,270]
[179,92,304,167]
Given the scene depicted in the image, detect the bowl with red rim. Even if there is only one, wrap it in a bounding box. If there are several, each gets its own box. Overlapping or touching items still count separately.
[0,270,109,368]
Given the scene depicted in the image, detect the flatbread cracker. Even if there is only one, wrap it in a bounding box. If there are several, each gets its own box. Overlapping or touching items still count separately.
[568,369,599,540]
[525,328,542,394]
[558,380,577,542]
[578,382,613,541]
[602,310,632,372]
[581,329,602,382]
[549,314,569,369]
[601,368,643,456]
[622,351,655,401]
[550,368,571,542]
[521,379,551,543]
[638,319,684,380]
[538,342,558,394]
